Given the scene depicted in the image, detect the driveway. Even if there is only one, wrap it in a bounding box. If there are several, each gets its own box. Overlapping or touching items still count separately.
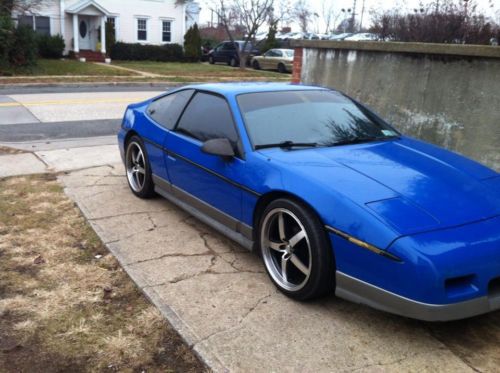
[60,163,500,372]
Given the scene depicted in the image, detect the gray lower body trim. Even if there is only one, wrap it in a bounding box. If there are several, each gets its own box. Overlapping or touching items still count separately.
[335,271,499,321]
[152,174,254,251]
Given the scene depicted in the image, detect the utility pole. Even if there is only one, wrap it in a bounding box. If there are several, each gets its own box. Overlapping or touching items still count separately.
[359,0,365,31]
[351,0,357,32]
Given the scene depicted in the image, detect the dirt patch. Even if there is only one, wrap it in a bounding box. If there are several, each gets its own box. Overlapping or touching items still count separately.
[0,146,26,155]
[0,175,206,372]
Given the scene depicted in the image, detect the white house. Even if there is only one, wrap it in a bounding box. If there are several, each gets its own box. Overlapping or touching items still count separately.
[12,0,200,59]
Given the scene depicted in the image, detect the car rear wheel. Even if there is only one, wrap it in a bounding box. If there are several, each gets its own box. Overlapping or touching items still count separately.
[252,60,261,70]
[278,63,287,73]
[258,198,335,300]
[230,57,238,67]
[125,136,155,199]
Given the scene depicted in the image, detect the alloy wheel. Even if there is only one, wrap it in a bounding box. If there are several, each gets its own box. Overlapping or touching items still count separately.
[126,142,146,193]
[260,208,312,291]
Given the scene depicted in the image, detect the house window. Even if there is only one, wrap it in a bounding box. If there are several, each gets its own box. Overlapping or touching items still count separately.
[162,20,171,42]
[137,18,147,41]
[18,15,50,36]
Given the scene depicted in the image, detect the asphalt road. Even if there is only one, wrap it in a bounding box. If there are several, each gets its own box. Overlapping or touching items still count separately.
[0,85,168,143]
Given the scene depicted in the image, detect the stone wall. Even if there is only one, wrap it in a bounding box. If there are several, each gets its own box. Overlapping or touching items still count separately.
[291,40,500,171]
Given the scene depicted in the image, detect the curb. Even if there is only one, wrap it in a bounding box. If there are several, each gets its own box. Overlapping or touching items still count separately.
[0,81,186,91]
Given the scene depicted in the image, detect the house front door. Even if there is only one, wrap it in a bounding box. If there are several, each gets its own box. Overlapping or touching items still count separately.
[78,17,91,50]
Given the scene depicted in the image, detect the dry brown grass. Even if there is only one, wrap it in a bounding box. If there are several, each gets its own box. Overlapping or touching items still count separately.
[0,146,25,155]
[0,174,205,372]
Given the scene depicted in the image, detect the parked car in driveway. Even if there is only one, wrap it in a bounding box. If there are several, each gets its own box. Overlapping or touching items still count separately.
[118,83,500,321]
[208,41,260,67]
[251,48,294,73]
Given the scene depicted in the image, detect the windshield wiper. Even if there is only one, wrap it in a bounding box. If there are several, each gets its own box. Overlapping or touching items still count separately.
[332,135,398,146]
[255,141,318,150]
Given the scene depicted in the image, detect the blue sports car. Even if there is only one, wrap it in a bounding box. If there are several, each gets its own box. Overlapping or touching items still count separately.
[118,83,500,321]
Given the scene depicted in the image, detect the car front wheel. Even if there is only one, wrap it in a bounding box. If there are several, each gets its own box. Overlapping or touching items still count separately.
[229,57,238,67]
[125,136,155,199]
[252,60,261,70]
[208,56,214,64]
[258,198,335,300]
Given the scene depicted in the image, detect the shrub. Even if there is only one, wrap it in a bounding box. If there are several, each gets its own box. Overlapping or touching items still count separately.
[184,23,201,62]
[260,22,279,53]
[110,42,184,61]
[0,15,14,72]
[9,25,37,67]
[371,0,500,45]
[105,20,116,53]
[37,34,65,58]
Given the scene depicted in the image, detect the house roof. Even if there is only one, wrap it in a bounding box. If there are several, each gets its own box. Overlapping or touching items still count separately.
[66,0,111,16]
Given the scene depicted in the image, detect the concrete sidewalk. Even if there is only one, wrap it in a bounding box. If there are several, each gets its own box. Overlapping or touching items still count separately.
[0,139,120,177]
[57,162,500,372]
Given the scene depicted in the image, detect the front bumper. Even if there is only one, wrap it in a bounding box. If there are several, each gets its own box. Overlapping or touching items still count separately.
[336,271,500,321]
[330,215,500,321]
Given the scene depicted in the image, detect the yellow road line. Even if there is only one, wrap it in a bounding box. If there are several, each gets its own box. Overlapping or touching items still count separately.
[0,97,148,107]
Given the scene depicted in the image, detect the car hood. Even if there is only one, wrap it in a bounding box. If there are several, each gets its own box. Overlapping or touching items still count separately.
[261,137,500,235]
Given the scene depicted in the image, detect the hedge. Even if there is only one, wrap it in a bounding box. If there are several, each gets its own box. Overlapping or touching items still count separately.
[110,42,184,61]
[37,34,65,59]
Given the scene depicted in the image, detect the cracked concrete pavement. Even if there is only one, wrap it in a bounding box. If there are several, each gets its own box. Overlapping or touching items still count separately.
[60,164,500,373]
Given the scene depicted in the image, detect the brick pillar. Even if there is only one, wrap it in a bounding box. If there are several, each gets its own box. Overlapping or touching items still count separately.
[292,47,303,84]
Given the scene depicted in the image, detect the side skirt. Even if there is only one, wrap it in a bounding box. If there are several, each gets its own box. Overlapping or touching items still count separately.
[152,175,254,251]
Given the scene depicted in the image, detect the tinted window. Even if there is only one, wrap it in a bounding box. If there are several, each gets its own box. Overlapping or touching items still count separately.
[148,89,194,130]
[237,90,398,148]
[176,92,238,147]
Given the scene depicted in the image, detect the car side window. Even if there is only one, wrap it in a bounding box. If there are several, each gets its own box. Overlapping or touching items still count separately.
[176,92,239,149]
[147,89,194,130]
[223,42,236,51]
[275,50,283,57]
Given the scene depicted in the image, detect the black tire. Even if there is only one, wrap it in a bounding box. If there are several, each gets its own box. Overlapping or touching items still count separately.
[278,63,286,73]
[124,135,155,199]
[257,198,335,300]
[208,56,215,64]
[252,60,261,70]
[229,57,237,67]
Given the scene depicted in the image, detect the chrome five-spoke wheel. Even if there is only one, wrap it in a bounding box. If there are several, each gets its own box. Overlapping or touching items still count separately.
[126,142,146,192]
[261,208,312,291]
[125,136,155,198]
[258,198,335,300]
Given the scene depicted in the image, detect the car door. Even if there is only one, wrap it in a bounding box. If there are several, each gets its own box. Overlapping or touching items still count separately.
[141,89,195,182]
[221,42,236,63]
[212,43,224,62]
[164,91,245,228]
[262,49,278,69]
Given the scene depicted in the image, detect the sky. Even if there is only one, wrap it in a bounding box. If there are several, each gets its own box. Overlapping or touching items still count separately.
[198,0,499,33]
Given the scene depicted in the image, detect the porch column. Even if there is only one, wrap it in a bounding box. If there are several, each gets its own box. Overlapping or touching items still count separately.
[73,13,79,52]
[100,16,106,54]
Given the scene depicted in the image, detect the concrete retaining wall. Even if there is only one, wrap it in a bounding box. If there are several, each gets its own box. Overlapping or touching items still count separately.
[291,41,500,171]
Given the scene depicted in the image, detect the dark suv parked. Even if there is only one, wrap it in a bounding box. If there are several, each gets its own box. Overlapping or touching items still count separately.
[208,41,260,67]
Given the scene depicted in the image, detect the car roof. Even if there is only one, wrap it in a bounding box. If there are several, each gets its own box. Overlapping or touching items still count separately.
[180,83,329,96]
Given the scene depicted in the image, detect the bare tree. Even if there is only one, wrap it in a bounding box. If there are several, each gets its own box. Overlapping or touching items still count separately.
[209,0,274,68]
[293,0,312,33]
[1,0,44,16]
[320,0,340,34]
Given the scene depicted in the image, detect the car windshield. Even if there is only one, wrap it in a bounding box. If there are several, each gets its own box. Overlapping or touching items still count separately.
[237,90,399,149]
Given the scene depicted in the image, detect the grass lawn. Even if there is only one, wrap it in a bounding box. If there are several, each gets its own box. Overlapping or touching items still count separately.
[113,60,290,80]
[0,174,204,372]
[1,59,136,76]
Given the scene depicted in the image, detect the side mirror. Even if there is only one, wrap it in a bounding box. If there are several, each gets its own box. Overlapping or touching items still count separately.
[201,138,235,159]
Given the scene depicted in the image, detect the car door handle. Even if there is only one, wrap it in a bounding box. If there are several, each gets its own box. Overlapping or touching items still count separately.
[167,154,176,162]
